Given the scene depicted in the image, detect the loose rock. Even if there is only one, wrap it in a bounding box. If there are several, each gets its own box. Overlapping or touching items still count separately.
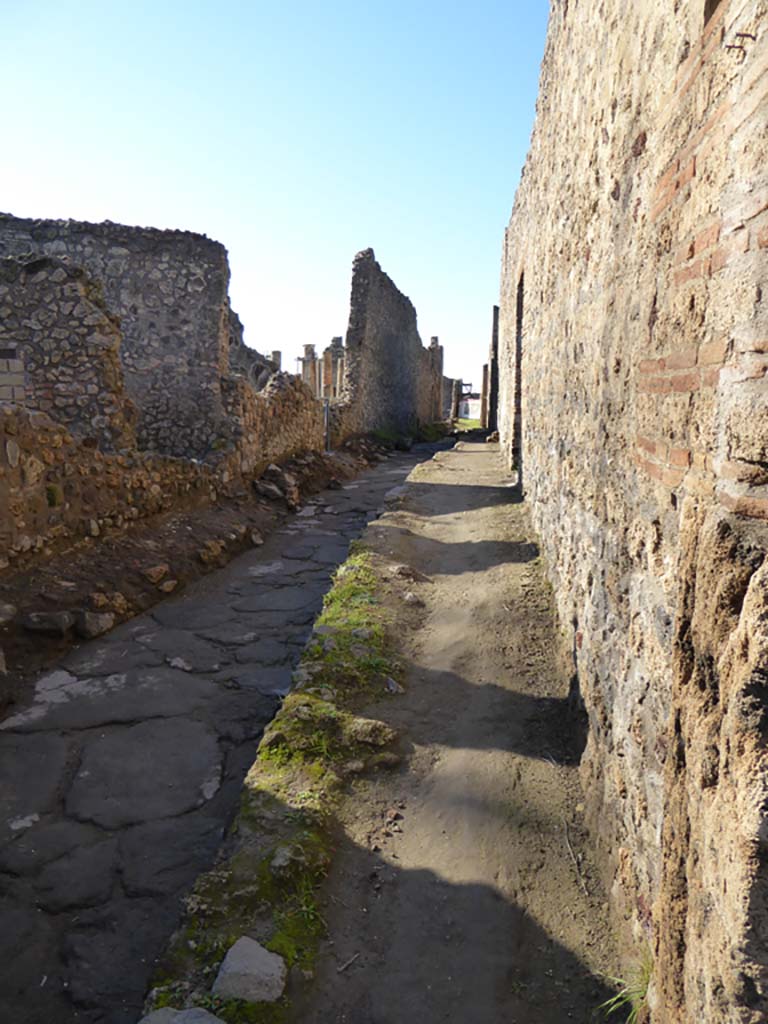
[254,480,284,501]
[212,936,287,1003]
[0,602,17,626]
[21,610,76,636]
[197,540,224,565]
[75,610,116,639]
[139,1010,227,1024]
[142,564,169,584]
[345,716,397,747]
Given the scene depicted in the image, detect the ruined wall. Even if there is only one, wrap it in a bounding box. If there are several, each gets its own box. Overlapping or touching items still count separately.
[0,404,216,569]
[333,249,443,439]
[441,376,457,420]
[0,256,135,450]
[0,226,325,577]
[0,215,233,458]
[228,309,280,391]
[498,2,768,1021]
[0,369,323,572]
[221,372,324,476]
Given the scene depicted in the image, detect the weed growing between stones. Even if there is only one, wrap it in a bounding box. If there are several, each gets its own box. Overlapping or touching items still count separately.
[599,950,652,1024]
[145,548,402,1020]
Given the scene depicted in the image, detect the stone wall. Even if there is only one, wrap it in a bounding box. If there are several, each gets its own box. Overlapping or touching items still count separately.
[0,218,328,572]
[333,249,444,439]
[0,256,135,450]
[0,215,234,458]
[0,220,447,575]
[228,309,281,391]
[221,372,324,477]
[498,2,768,1021]
[0,404,215,570]
[0,368,323,572]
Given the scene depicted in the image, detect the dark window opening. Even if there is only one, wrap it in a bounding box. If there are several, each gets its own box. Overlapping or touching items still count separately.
[704,0,723,24]
[0,348,17,360]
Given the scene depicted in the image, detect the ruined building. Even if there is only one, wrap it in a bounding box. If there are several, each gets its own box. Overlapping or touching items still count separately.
[299,250,447,438]
[498,1,768,1020]
[0,221,449,573]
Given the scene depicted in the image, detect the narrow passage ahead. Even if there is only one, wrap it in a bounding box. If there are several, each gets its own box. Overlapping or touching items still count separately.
[290,441,617,1023]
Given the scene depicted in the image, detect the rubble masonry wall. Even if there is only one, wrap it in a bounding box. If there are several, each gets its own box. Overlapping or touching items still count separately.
[498,1,768,1020]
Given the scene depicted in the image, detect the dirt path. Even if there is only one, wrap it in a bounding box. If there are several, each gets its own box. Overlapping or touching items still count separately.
[291,440,617,1024]
[0,445,438,1024]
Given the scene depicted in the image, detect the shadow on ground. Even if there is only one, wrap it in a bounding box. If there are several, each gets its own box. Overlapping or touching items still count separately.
[372,524,538,576]
[393,665,588,767]
[291,825,613,1024]
[404,479,523,513]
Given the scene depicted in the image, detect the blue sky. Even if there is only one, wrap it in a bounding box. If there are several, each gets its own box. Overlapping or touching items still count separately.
[1,1,549,386]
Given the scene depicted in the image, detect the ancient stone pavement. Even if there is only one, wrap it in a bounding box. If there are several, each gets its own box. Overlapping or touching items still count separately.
[0,447,433,1024]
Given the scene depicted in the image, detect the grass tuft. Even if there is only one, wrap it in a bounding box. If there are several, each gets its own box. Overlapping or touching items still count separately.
[599,951,652,1024]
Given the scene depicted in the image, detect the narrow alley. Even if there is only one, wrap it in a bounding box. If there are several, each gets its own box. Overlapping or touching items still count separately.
[288,439,617,1023]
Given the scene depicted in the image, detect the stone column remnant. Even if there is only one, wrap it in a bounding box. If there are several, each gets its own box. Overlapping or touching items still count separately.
[481,364,489,428]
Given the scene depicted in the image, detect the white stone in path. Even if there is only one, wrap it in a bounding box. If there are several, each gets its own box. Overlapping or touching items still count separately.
[138,1009,226,1023]
[212,936,287,1003]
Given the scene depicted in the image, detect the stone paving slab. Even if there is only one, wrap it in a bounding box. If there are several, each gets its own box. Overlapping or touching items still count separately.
[0,668,215,733]
[0,444,436,1024]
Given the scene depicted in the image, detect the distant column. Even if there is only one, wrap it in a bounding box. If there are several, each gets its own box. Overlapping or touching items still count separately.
[488,305,499,433]
[442,377,453,420]
[429,337,443,421]
[321,347,334,398]
[451,378,462,420]
[301,344,317,395]
[329,336,345,398]
[270,350,282,370]
[480,364,489,428]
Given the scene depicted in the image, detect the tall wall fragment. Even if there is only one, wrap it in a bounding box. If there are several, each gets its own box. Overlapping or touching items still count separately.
[333,249,444,439]
[498,2,768,1021]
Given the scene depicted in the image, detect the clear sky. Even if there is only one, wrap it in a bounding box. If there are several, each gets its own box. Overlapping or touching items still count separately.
[1,1,549,388]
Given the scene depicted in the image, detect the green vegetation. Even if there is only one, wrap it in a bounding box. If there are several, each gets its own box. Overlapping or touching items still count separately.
[600,951,652,1024]
[416,421,450,442]
[146,548,400,1020]
[192,993,290,1024]
[371,427,399,445]
[456,417,481,430]
[45,483,64,507]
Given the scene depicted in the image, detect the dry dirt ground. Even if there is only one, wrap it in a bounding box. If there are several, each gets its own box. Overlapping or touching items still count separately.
[290,440,618,1024]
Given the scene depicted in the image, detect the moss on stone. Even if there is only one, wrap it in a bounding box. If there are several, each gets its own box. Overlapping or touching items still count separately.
[146,547,400,1019]
[45,483,64,507]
